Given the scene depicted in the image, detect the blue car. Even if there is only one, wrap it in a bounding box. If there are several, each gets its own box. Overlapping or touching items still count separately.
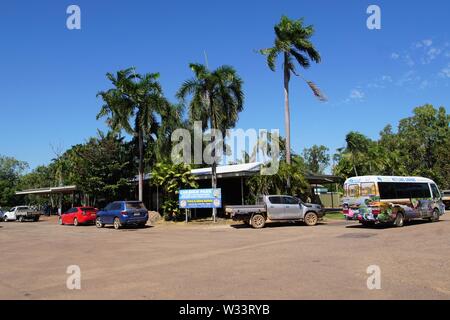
[96,201,148,230]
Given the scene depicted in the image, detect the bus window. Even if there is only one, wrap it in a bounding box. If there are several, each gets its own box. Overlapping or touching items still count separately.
[378,182,397,199]
[348,184,360,197]
[361,183,376,196]
[430,184,441,199]
[379,182,432,199]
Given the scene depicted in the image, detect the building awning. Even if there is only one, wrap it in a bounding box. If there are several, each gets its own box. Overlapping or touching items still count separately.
[15,186,78,196]
[191,162,263,179]
[305,174,343,185]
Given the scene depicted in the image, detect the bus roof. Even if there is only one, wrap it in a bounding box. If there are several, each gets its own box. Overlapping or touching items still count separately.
[344,176,436,185]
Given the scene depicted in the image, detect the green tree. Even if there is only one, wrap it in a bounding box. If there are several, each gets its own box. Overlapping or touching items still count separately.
[97,68,168,202]
[394,105,449,187]
[334,105,449,189]
[150,162,198,220]
[247,155,309,201]
[177,63,244,221]
[18,165,55,206]
[0,156,28,207]
[62,132,134,206]
[260,15,326,171]
[303,145,330,174]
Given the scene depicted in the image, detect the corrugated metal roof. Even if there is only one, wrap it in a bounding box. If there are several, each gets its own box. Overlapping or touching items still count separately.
[191,162,262,176]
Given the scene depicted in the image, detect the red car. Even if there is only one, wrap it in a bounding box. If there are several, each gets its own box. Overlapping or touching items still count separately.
[58,207,98,226]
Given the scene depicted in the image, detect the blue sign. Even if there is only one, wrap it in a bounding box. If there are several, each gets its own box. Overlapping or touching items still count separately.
[179,188,222,209]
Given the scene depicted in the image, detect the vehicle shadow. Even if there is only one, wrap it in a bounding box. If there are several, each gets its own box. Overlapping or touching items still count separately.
[104,225,153,231]
[231,221,326,229]
[346,219,446,230]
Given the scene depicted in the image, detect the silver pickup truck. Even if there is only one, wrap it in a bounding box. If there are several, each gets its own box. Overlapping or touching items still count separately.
[3,206,41,222]
[225,195,324,229]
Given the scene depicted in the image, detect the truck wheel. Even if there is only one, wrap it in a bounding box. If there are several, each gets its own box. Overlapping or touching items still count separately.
[95,217,104,228]
[113,217,122,230]
[34,216,40,222]
[251,214,266,229]
[304,212,318,226]
[73,218,79,226]
[394,212,404,227]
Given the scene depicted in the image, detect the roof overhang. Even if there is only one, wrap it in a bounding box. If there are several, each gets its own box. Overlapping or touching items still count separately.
[15,186,78,196]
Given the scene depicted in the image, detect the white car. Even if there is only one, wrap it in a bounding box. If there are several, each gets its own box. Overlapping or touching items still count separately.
[3,206,41,222]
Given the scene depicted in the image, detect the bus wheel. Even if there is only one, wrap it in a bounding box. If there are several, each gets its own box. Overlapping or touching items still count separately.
[431,209,440,222]
[394,212,404,227]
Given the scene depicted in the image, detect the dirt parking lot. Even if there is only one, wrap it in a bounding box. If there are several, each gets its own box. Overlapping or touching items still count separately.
[1,213,450,300]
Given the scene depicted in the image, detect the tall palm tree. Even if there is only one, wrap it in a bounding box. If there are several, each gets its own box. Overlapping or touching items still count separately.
[97,68,166,202]
[260,15,326,176]
[177,63,244,221]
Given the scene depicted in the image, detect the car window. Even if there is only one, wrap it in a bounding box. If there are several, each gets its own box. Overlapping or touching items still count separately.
[110,202,123,211]
[126,202,145,210]
[282,196,299,205]
[268,196,282,204]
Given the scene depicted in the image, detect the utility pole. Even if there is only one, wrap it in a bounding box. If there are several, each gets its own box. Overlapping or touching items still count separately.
[204,51,217,223]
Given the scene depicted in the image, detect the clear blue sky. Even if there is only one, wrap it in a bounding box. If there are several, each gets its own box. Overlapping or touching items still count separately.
[1,0,449,170]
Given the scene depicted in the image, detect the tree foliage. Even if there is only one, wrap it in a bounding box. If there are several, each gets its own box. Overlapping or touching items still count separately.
[333,105,450,189]
[62,132,134,206]
[303,145,330,174]
[150,162,198,220]
[0,156,28,208]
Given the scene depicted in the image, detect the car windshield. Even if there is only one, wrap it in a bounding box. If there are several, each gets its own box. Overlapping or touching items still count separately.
[126,202,145,210]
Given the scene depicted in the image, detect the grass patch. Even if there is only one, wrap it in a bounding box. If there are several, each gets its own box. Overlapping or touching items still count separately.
[324,211,345,220]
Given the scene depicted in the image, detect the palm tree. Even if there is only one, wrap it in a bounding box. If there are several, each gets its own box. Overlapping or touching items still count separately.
[177,63,244,221]
[97,68,166,202]
[260,15,326,177]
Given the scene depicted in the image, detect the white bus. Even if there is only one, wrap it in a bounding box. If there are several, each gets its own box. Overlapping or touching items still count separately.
[342,176,445,227]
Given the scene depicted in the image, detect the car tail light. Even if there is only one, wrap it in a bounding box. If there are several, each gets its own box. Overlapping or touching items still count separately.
[121,210,128,215]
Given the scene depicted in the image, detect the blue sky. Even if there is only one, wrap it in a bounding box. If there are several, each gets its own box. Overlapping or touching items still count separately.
[1,0,449,171]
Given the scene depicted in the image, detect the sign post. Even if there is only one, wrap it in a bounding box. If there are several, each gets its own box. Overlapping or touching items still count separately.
[179,189,222,222]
